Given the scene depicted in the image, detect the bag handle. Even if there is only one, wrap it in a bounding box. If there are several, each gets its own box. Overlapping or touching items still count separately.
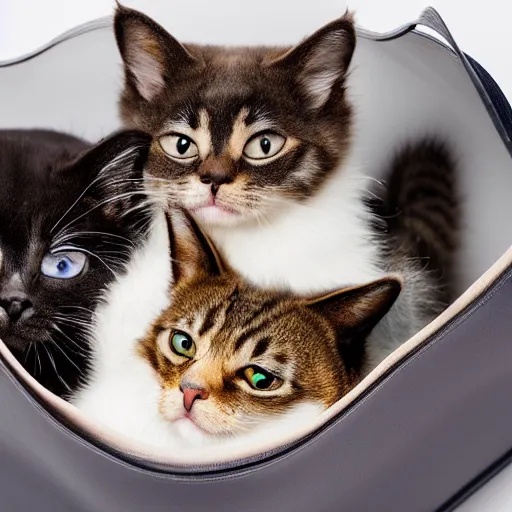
[414,7,512,149]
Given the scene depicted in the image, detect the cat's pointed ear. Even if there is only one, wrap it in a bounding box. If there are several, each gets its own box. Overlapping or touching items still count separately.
[114,5,197,102]
[269,11,356,110]
[307,277,401,362]
[167,209,228,285]
[62,129,152,217]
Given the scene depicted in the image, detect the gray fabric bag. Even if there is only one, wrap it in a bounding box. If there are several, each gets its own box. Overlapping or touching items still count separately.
[1,7,511,511]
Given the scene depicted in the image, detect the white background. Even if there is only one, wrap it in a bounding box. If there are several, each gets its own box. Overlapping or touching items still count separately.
[1,0,511,510]
[1,0,512,99]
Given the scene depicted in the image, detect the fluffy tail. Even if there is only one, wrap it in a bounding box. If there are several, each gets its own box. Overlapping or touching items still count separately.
[374,139,460,305]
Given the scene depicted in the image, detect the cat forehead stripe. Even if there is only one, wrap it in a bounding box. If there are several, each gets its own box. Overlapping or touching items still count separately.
[198,302,223,337]
[240,298,292,335]
[163,110,212,160]
[252,337,270,359]
[198,286,240,337]
[227,108,277,160]
[234,325,262,353]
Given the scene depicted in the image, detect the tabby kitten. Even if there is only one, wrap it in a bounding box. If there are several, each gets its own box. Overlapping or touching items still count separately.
[73,210,400,452]
[0,129,154,396]
[114,6,459,368]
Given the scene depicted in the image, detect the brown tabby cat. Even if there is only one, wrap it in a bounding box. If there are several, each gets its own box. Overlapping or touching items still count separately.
[133,211,401,450]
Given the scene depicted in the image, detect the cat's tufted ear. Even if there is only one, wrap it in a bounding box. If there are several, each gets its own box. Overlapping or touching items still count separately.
[307,277,401,368]
[167,209,228,285]
[269,11,356,110]
[114,5,197,102]
[61,129,152,219]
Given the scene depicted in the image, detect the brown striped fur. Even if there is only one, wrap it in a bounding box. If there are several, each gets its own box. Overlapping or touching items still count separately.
[114,5,356,227]
[138,211,401,438]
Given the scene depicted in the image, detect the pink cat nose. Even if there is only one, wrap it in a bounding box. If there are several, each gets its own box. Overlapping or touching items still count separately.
[182,387,210,412]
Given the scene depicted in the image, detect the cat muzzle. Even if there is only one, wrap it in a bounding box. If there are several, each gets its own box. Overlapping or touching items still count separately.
[0,298,34,323]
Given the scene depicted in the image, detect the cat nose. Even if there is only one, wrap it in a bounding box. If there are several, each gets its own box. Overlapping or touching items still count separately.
[0,297,33,323]
[199,172,233,190]
[181,386,210,412]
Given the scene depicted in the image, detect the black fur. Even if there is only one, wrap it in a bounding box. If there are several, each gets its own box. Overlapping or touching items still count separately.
[371,139,459,305]
[0,129,152,397]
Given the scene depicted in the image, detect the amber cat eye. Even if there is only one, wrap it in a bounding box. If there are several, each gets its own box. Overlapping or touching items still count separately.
[243,365,281,391]
[243,132,286,161]
[159,134,199,161]
[170,331,196,358]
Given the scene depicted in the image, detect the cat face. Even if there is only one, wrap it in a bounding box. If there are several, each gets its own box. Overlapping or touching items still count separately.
[139,211,401,446]
[0,129,153,396]
[115,6,356,228]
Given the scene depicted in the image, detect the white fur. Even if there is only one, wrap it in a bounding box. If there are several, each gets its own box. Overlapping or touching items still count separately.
[71,210,173,442]
[165,402,325,460]
[209,155,382,291]
[71,209,328,458]
[206,147,432,371]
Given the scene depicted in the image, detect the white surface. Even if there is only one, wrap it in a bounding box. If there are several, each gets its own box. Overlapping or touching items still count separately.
[1,0,512,100]
[457,463,512,512]
[1,0,512,510]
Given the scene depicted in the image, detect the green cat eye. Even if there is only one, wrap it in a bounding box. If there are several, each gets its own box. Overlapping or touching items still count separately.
[244,365,277,391]
[170,331,196,358]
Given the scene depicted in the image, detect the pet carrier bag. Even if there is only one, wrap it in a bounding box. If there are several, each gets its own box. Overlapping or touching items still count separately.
[0,5,511,511]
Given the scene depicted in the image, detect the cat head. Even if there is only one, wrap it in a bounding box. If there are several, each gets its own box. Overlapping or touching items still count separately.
[0,129,153,396]
[139,210,400,446]
[114,6,356,228]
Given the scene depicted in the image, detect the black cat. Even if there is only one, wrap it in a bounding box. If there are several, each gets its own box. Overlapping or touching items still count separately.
[0,129,152,397]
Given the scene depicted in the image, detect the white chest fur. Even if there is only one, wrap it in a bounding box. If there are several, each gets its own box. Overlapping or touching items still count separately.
[209,165,383,293]
[70,211,174,442]
[208,162,428,370]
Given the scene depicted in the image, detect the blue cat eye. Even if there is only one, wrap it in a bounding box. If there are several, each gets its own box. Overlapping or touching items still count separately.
[41,251,87,279]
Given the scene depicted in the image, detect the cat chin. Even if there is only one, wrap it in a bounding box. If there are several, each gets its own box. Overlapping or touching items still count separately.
[164,401,326,458]
[170,417,212,446]
[191,205,246,228]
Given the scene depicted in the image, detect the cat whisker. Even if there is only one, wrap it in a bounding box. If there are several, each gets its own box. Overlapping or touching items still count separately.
[52,314,93,332]
[24,342,33,364]
[52,316,93,332]
[52,231,136,248]
[50,157,145,233]
[351,175,386,188]
[143,176,175,183]
[131,215,153,234]
[249,206,274,230]
[35,344,42,376]
[120,198,158,219]
[42,342,72,393]
[54,244,117,274]
[55,190,148,237]
[50,175,111,234]
[50,322,89,357]
[58,305,95,314]
[49,339,84,375]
